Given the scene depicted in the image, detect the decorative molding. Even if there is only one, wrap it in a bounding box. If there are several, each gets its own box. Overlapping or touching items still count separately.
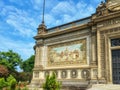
[96,1,108,17]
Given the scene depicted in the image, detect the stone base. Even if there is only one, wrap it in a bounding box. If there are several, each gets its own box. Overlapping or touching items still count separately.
[87,84,120,90]
[28,80,91,90]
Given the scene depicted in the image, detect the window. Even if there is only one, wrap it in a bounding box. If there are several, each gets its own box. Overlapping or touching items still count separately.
[111,38,120,47]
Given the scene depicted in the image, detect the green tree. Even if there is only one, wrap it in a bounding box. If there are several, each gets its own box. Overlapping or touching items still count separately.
[0,50,22,81]
[43,72,61,90]
[20,55,34,82]
[7,75,17,90]
[0,50,22,73]
[0,78,8,89]
[0,75,17,90]
[21,55,34,72]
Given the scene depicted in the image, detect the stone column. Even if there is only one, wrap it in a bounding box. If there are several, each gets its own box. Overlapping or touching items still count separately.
[78,69,82,79]
[91,26,97,65]
[58,70,61,79]
[42,46,48,67]
[67,70,70,79]
[34,45,41,67]
[97,30,102,79]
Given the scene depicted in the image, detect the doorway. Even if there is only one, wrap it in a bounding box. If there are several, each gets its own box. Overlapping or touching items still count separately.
[112,49,120,84]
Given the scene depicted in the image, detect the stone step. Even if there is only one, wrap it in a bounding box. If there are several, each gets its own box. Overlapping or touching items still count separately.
[87,84,120,90]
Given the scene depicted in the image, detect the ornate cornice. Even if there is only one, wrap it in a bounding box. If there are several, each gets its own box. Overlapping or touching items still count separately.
[92,11,120,24]
[34,24,89,40]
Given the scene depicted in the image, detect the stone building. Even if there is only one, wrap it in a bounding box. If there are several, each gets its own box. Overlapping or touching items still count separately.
[29,0,120,90]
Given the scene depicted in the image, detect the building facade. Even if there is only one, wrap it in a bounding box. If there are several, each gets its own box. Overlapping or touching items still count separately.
[29,0,120,89]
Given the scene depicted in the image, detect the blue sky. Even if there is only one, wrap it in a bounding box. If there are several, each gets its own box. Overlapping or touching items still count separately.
[0,0,104,60]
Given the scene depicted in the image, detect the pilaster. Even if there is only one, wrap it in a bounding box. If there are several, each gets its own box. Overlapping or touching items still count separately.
[97,30,102,79]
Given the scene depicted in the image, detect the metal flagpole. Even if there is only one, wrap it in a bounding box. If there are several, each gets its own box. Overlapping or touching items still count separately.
[42,0,45,24]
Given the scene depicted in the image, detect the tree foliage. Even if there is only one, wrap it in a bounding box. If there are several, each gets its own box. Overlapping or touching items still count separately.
[18,72,32,82]
[0,50,22,73]
[7,75,17,90]
[0,65,9,78]
[0,78,8,89]
[21,55,34,72]
[0,75,17,90]
[43,72,61,90]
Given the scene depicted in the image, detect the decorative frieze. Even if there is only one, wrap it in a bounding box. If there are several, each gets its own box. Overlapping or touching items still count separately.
[97,17,120,28]
[41,69,92,80]
[100,27,120,35]
[44,29,89,45]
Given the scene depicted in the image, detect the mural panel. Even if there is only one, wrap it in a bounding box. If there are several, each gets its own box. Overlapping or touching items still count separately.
[48,39,87,66]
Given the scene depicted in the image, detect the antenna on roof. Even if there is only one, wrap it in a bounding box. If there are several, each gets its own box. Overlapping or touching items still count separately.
[42,0,45,24]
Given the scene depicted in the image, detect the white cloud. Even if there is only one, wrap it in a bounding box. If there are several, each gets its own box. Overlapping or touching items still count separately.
[63,14,73,23]
[30,0,43,10]
[3,6,37,37]
[76,1,87,9]
[52,1,76,15]
[0,34,34,60]
[47,0,96,26]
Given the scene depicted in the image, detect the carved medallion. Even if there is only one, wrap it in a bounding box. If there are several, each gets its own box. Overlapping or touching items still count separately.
[61,70,67,78]
[81,69,90,79]
[71,70,78,78]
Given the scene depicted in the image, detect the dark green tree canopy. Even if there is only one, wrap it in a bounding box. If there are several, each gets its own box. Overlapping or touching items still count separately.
[21,55,35,72]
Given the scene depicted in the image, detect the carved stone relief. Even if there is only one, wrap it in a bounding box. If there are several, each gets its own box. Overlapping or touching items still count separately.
[107,0,120,11]
[97,17,120,28]
[96,1,108,16]
[34,72,39,78]
[70,70,78,78]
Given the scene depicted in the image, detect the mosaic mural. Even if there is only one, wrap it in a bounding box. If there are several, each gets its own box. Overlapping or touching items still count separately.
[48,39,87,66]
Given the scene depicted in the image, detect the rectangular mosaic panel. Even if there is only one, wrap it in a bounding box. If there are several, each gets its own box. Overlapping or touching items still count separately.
[48,38,87,66]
